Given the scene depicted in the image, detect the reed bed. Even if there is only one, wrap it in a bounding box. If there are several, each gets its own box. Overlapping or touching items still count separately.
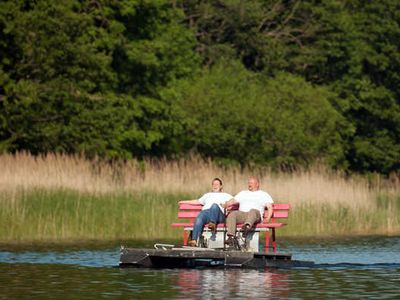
[0,152,399,242]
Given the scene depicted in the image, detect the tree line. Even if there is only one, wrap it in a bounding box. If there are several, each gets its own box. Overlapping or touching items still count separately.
[0,0,399,174]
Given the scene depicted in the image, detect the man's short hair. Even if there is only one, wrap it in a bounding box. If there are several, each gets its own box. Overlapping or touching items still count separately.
[248,176,260,183]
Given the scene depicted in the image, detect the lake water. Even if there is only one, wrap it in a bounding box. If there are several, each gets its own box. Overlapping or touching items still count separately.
[1,236,399,299]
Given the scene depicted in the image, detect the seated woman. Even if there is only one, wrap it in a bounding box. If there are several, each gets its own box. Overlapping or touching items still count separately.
[180,178,232,247]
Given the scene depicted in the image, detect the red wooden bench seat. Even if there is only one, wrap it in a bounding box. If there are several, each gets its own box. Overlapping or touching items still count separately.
[171,202,290,253]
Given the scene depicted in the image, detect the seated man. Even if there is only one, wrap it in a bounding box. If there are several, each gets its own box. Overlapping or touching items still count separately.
[180,178,232,247]
[222,176,273,245]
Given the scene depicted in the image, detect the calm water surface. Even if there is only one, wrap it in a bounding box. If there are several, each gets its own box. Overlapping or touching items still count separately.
[0,236,399,299]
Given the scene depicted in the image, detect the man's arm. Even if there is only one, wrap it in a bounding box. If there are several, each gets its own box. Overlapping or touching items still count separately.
[220,198,238,209]
[264,203,273,223]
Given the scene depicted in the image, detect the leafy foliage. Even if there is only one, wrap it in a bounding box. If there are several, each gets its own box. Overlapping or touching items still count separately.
[0,0,399,173]
[167,61,345,169]
[0,0,198,158]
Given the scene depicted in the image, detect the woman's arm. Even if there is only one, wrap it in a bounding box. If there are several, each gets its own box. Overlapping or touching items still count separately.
[221,198,238,209]
[179,199,200,204]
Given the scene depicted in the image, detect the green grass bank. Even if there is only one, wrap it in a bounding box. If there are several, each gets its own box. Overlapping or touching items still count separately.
[1,188,399,243]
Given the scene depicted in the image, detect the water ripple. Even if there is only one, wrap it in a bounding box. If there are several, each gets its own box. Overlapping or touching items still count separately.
[0,236,399,299]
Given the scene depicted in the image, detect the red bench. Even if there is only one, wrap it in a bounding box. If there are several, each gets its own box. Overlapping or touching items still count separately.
[171,202,290,253]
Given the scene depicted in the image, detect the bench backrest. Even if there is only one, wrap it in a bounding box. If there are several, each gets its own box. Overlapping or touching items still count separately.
[177,203,290,223]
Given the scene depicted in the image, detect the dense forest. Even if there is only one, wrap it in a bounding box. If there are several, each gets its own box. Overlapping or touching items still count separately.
[0,0,399,174]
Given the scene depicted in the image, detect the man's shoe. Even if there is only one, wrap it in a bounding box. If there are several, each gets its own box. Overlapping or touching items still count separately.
[208,222,217,234]
[188,240,197,247]
[224,236,235,247]
[241,224,251,238]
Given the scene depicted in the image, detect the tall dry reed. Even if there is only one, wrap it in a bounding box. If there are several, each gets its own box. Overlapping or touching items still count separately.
[1,152,395,207]
[0,152,399,240]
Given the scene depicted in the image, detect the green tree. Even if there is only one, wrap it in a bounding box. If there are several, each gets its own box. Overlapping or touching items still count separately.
[178,0,400,173]
[177,0,314,73]
[105,0,200,156]
[0,0,199,157]
[0,0,120,156]
[167,61,345,169]
[291,0,400,173]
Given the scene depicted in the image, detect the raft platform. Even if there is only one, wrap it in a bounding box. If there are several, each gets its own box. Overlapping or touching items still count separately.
[119,245,313,269]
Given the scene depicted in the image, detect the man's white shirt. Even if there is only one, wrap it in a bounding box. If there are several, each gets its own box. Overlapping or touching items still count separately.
[235,190,274,220]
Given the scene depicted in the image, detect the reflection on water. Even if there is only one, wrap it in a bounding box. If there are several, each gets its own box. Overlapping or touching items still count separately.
[174,268,289,299]
[0,236,399,299]
[1,263,399,299]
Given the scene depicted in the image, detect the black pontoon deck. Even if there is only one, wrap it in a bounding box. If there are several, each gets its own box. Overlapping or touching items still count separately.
[119,245,312,269]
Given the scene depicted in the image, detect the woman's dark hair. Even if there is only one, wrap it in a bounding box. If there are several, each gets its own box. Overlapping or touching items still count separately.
[212,177,223,185]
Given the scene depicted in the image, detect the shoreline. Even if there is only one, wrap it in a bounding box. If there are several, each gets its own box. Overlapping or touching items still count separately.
[1,235,400,251]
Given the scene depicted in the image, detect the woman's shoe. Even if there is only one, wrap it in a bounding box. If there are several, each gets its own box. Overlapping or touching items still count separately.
[188,240,197,247]
[207,222,217,234]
